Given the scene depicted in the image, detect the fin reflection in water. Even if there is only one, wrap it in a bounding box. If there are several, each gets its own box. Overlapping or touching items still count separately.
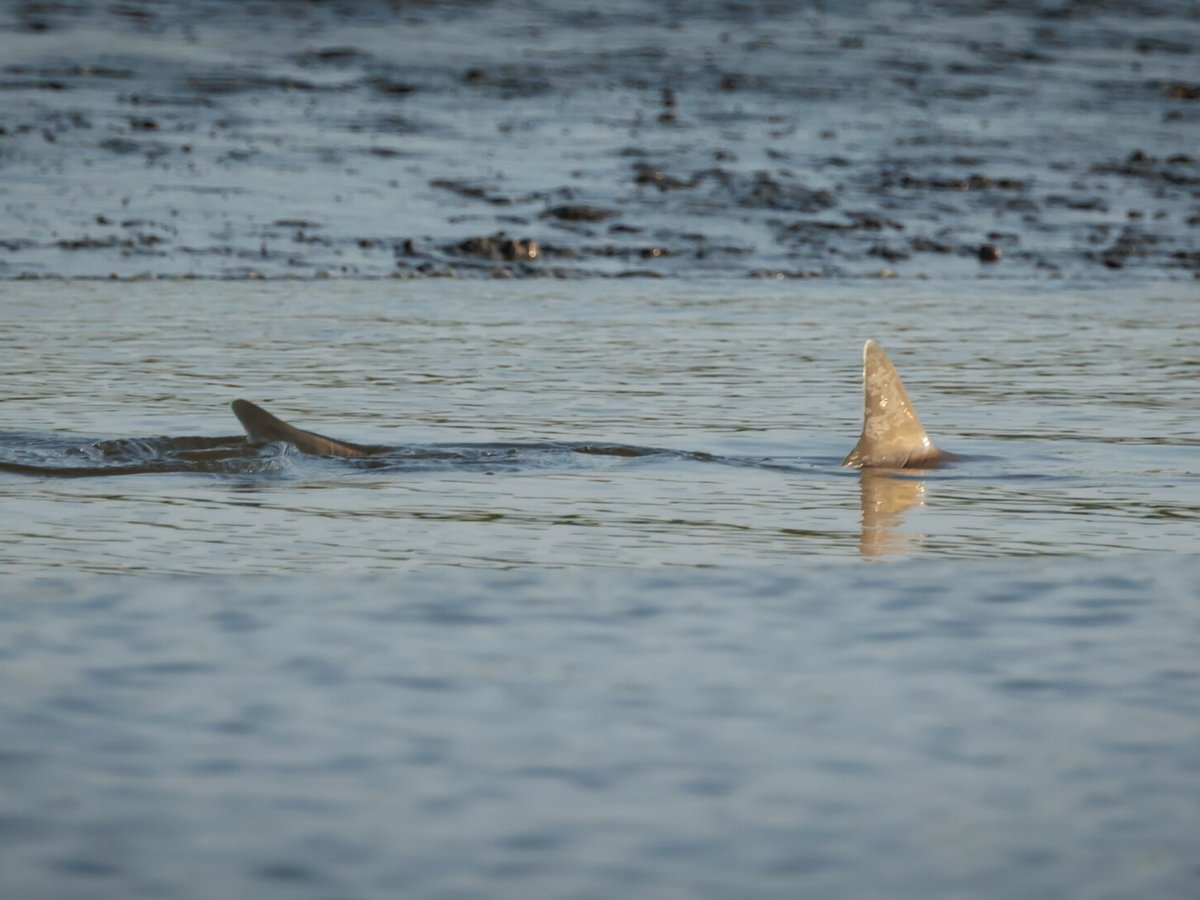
[858,470,930,559]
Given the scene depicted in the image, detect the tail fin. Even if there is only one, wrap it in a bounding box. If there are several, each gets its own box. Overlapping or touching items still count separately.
[841,340,949,468]
[231,399,373,458]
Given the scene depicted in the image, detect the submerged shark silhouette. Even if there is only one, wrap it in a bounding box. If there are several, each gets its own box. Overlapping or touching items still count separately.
[233,340,952,468]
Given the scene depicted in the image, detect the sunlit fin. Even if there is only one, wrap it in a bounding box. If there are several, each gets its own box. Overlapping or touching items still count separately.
[231,399,373,458]
[841,340,950,468]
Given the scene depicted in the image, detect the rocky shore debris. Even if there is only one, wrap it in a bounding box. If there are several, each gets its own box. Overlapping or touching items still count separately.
[446,234,540,263]
[544,205,617,223]
[632,163,835,213]
[1,2,1197,280]
[430,179,514,206]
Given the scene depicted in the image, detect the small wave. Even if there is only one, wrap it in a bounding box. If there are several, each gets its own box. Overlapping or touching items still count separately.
[0,432,829,479]
[0,434,294,478]
[339,442,823,475]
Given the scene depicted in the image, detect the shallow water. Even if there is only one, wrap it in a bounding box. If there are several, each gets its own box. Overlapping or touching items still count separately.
[2,2,1199,896]
[2,278,1199,898]
[2,279,1197,570]
[1,0,1198,280]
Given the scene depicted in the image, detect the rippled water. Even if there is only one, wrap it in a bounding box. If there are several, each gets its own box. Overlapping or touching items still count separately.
[3,1,1199,894]
[2,279,1196,570]
[2,0,1198,280]
[2,278,1198,899]
[3,562,1198,900]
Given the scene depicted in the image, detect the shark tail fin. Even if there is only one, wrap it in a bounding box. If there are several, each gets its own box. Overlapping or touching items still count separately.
[231,399,372,458]
[841,340,948,469]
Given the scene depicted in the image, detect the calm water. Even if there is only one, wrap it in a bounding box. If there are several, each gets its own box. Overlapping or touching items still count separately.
[3,1,1199,894]
[2,277,1199,899]
[1,563,1198,900]
[2,279,1197,570]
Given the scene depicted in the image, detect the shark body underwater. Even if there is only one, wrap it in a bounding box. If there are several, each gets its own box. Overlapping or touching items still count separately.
[231,340,953,469]
[0,341,953,478]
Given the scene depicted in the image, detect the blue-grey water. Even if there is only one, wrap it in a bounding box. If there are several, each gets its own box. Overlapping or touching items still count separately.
[1,280,1197,568]
[3,0,1200,897]
[1,278,1198,899]
[2,561,1198,900]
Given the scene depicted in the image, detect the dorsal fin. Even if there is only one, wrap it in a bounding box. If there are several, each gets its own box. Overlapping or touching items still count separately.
[841,340,949,468]
[231,399,374,458]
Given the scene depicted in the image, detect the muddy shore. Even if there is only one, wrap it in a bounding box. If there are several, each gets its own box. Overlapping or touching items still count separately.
[1,0,1197,280]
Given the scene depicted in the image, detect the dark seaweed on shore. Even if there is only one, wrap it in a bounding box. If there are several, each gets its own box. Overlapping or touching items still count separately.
[0,0,1197,280]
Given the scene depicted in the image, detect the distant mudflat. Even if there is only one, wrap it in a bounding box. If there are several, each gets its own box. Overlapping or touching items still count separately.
[0,0,1197,281]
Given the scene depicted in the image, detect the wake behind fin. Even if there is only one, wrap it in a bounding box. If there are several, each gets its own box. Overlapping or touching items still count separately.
[841,340,951,469]
[231,399,374,458]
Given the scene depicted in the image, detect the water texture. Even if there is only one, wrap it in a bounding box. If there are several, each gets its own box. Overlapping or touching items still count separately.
[2,279,1197,571]
[0,0,1197,280]
[1,3,1198,898]
[2,561,1198,900]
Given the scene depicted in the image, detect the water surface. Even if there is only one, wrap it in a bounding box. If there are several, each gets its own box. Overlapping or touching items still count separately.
[2,5,1198,887]
[2,560,1198,899]
[1,279,1198,899]
[2,279,1196,571]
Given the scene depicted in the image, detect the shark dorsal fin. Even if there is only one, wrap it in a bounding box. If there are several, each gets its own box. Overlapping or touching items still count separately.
[231,399,373,458]
[841,340,948,469]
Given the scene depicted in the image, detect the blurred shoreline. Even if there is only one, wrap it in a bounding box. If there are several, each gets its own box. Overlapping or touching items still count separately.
[1,0,1197,281]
